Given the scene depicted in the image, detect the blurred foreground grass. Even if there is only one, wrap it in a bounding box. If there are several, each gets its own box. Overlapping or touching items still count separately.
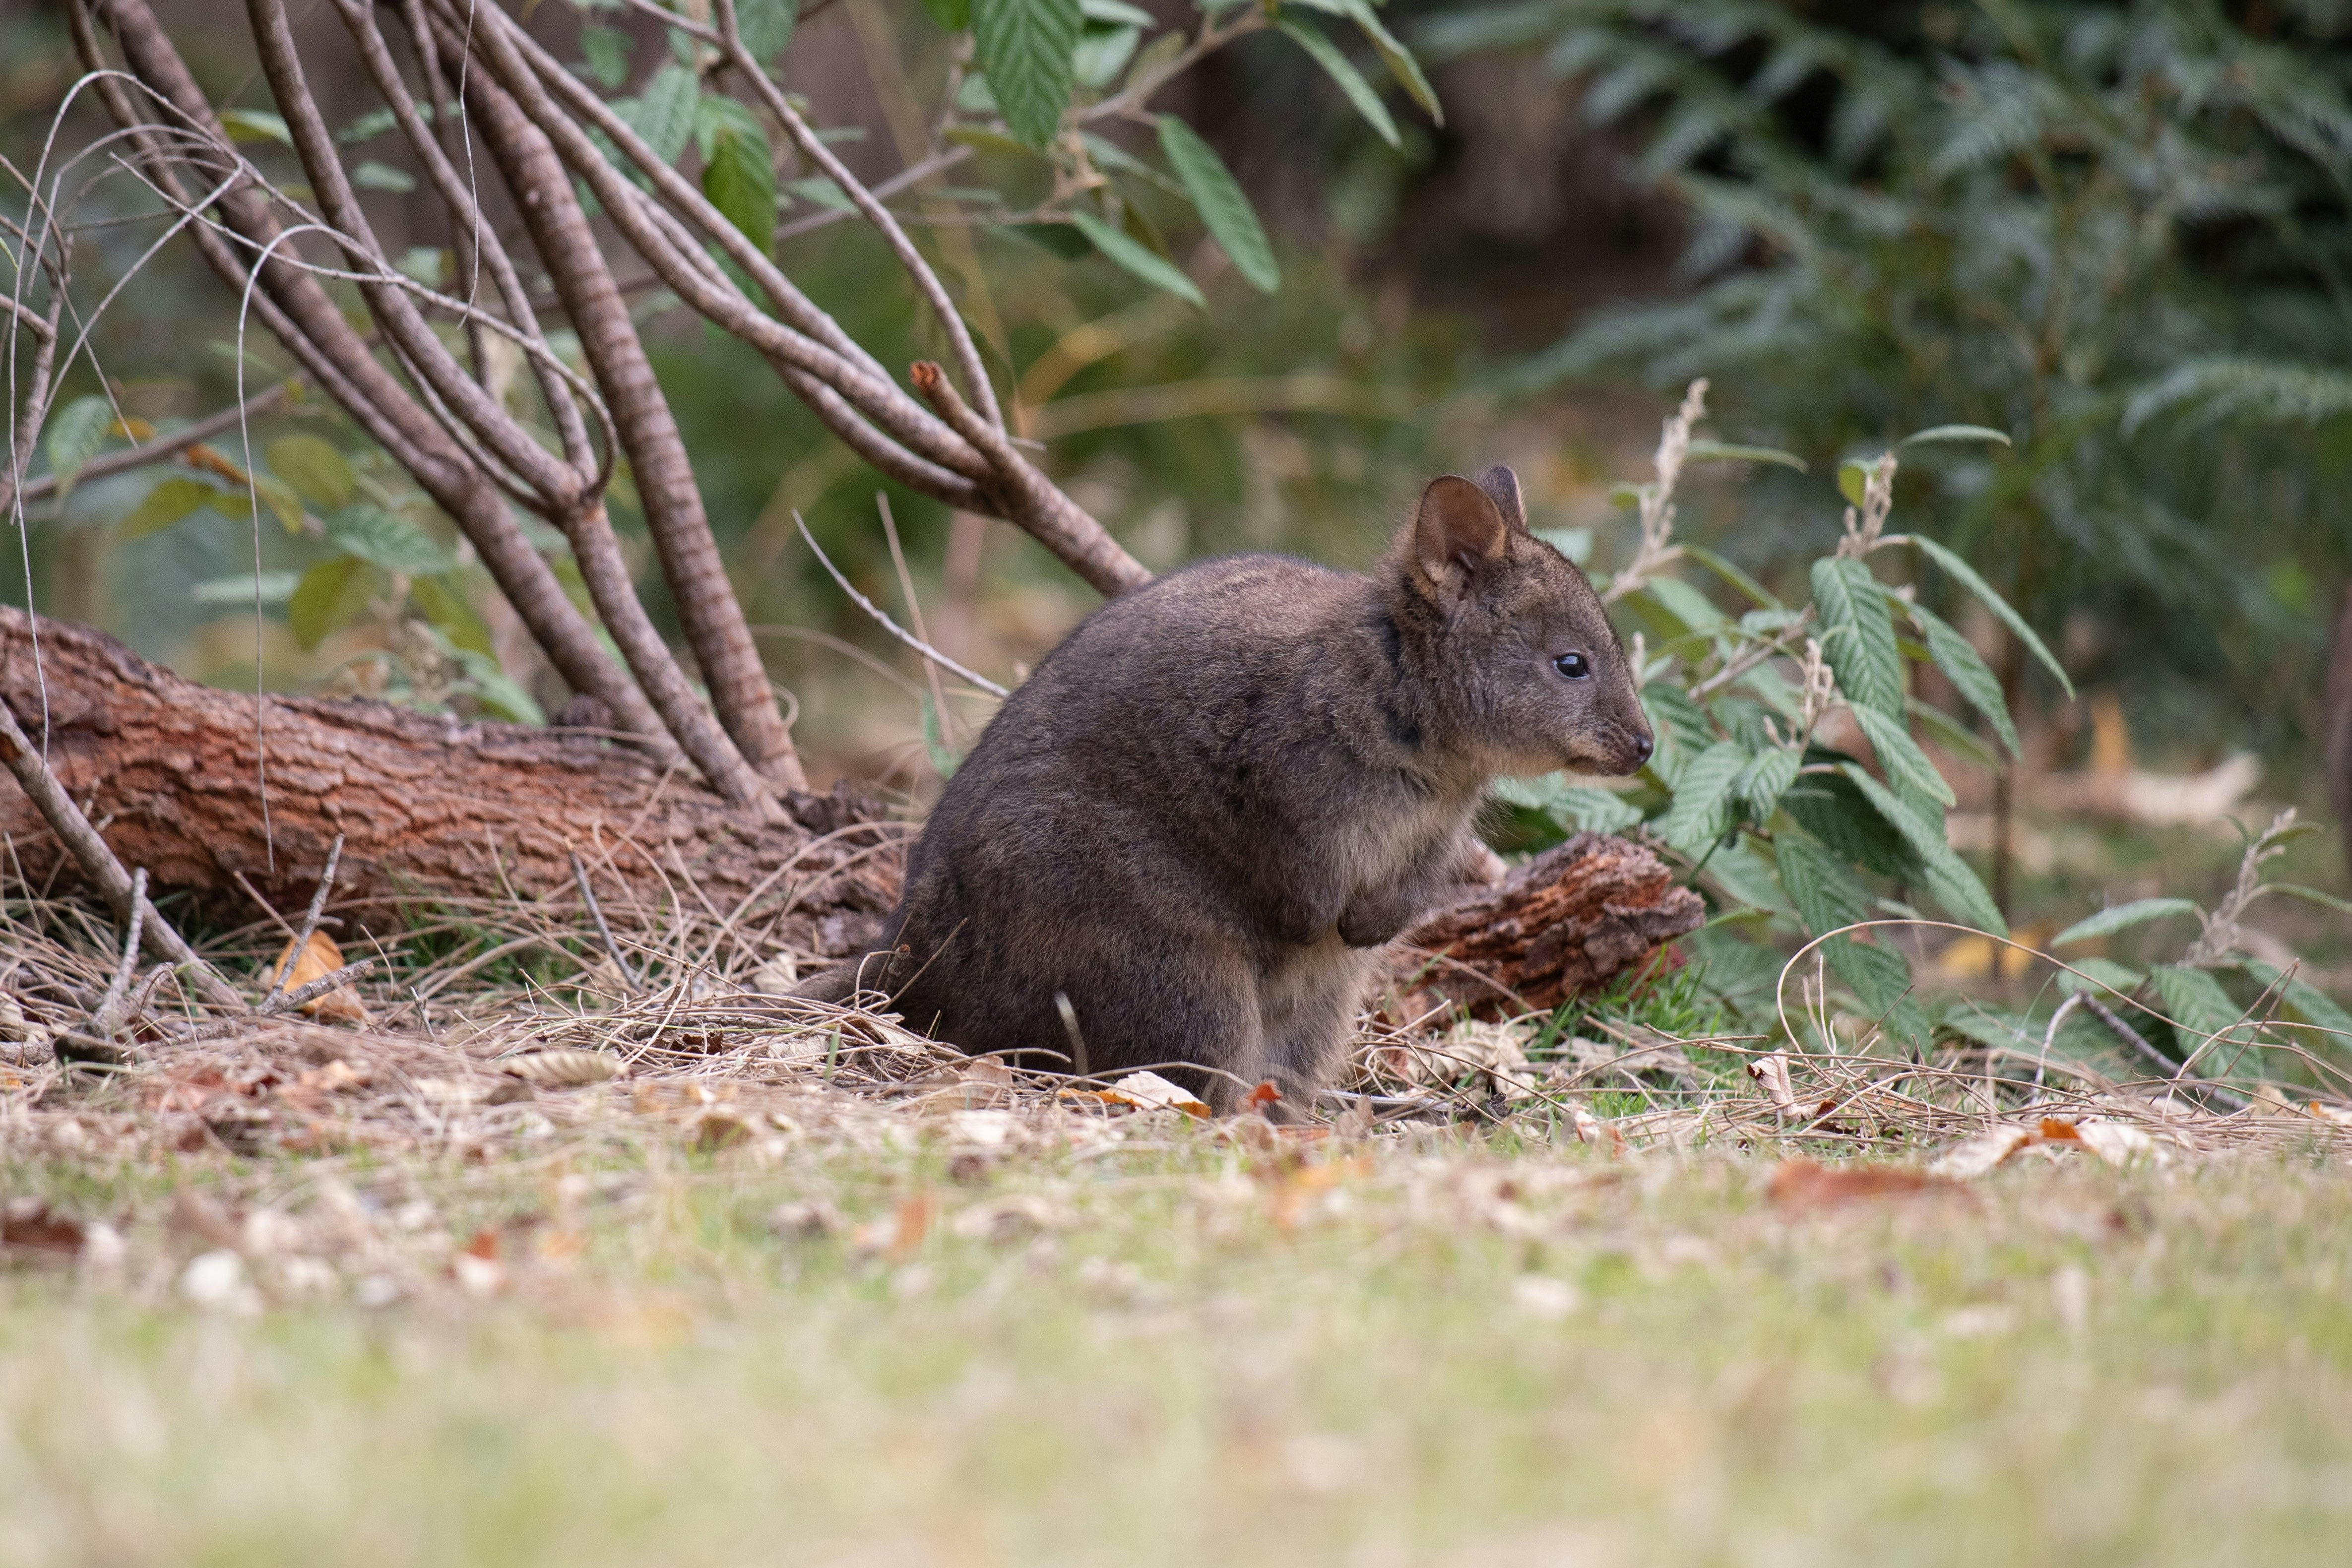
[4,1128,2350,1566]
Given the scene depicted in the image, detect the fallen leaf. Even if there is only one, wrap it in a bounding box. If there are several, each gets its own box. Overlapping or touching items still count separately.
[1245,1081,1283,1112]
[852,1193,936,1260]
[2074,1121,2157,1167]
[691,1110,755,1151]
[1747,1052,1800,1117]
[0,1198,86,1255]
[2037,1117,2083,1141]
[1768,1157,1962,1210]
[501,1049,626,1086]
[1930,1126,2033,1178]
[268,930,368,1024]
[1105,1071,1211,1119]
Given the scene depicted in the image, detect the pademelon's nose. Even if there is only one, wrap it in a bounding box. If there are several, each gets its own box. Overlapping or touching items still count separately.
[1632,733,1654,765]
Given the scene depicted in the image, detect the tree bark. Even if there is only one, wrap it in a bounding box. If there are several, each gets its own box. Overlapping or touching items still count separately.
[0,611,899,947]
[1394,833,1707,1017]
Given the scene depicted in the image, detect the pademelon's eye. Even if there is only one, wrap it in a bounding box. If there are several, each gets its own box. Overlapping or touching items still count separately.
[1554,651,1591,681]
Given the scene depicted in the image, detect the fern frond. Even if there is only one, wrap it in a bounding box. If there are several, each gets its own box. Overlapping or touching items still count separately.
[2123,358,2352,434]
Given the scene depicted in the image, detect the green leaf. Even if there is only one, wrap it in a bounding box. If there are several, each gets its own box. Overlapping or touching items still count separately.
[1734,745,1799,820]
[1900,424,2012,447]
[1905,696,2001,771]
[326,504,453,575]
[1079,0,1152,22]
[1074,24,1141,88]
[1828,937,1926,1045]
[219,108,291,146]
[999,220,1091,259]
[973,0,1081,148]
[2240,960,2352,1042]
[43,395,113,500]
[1675,543,1777,608]
[1907,599,2020,755]
[2056,957,2146,999]
[948,125,1043,159]
[921,692,962,779]
[288,556,369,649]
[118,476,218,540]
[2150,964,2247,1051]
[1684,439,1806,472]
[1340,0,1441,124]
[1836,457,1870,507]
[452,650,547,726]
[408,573,494,657]
[2258,883,2352,916]
[1553,785,1644,835]
[1156,115,1278,293]
[207,474,308,535]
[782,176,853,211]
[1907,533,2074,699]
[1275,20,1399,149]
[191,570,300,605]
[2051,898,2201,948]
[1659,739,1749,856]
[578,24,633,89]
[350,159,416,193]
[1536,526,1592,564]
[1066,210,1205,306]
[1775,831,1870,936]
[1845,701,1956,807]
[1837,763,2004,936]
[1643,573,1725,634]
[735,0,799,59]
[697,97,778,248]
[265,435,355,511]
[619,63,699,166]
[918,0,971,28]
[1809,556,1904,718]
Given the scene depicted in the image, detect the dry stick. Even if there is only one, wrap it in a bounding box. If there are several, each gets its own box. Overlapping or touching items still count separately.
[0,698,242,1006]
[86,866,147,1037]
[793,512,1011,697]
[571,850,641,993]
[75,0,674,760]
[258,832,340,1015]
[2079,992,2249,1111]
[876,491,956,744]
[14,380,291,505]
[276,958,374,1013]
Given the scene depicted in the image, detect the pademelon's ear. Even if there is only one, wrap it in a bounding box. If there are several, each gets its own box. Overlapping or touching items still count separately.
[1473,464,1528,533]
[1410,474,1510,597]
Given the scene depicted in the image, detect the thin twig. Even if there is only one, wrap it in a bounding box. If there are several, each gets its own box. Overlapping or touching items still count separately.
[259,832,341,1015]
[794,512,1011,697]
[86,866,147,1038]
[571,850,640,993]
[13,379,291,503]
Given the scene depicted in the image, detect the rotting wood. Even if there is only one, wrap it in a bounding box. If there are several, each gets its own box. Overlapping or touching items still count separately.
[0,609,902,948]
[1394,832,1707,1017]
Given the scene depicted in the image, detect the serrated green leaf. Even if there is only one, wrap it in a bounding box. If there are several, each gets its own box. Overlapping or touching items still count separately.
[1157,115,1278,293]
[1827,936,1925,1044]
[1809,556,1904,718]
[2150,963,2247,1050]
[973,0,1081,148]
[288,555,369,649]
[2051,897,2201,948]
[118,476,218,540]
[1775,831,1870,936]
[1685,439,1806,472]
[1553,785,1645,835]
[43,395,113,500]
[1660,739,1749,856]
[1906,696,2002,771]
[327,504,453,575]
[1900,423,2012,447]
[1066,210,1205,305]
[1837,762,2004,936]
[698,97,778,247]
[2240,959,2352,1042]
[618,64,699,166]
[1275,19,1399,148]
[265,435,355,511]
[1908,598,2020,755]
[1734,745,1800,819]
[578,24,633,89]
[1846,701,1956,807]
[219,108,291,146]
[1907,533,2074,699]
[735,0,798,59]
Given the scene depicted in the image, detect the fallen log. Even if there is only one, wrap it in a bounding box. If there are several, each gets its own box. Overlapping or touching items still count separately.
[2,610,1698,1005]
[1394,832,1706,1017]
[0,609,902,952]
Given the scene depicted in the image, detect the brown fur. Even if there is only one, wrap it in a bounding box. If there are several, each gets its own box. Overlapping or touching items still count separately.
[797,467,1653,1112]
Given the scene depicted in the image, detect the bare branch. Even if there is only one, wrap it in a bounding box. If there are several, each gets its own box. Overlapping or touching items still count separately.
[794,513,1011,699]
[14,380,290,505]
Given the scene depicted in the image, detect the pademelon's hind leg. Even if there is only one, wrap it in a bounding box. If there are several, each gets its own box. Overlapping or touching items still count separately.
[1257,942,1380,1122]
